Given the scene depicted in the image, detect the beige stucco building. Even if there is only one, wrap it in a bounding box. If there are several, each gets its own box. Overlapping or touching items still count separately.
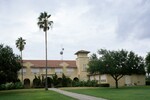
[18,50,145,87]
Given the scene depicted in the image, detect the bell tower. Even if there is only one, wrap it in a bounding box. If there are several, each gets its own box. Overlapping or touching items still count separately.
[75,50,90,81]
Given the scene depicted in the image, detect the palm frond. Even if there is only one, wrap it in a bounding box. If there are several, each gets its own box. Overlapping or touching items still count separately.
[37,11,53,32]
[39,25,44,29]
[43,12,47,18]
[38,17,42,21]
[47,14,51,18]
[16,37,26,51]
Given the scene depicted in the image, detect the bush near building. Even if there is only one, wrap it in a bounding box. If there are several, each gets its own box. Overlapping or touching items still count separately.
[0,82,23,90]
[32,74,103,88]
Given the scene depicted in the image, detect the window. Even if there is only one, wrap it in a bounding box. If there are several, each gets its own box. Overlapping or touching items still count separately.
[23,68,26,73]
[82,64,87,72]
[67,68,74,72]
[55,68,62,74]
[100,75,107,83]
[19,68,26,74]
[67,68,74,75]
[31,68,39,74]
[42,68,51,72]
[90,76,94,80]
[19,68,26,73]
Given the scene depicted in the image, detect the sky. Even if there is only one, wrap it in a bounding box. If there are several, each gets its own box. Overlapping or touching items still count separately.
[0,0,150,60]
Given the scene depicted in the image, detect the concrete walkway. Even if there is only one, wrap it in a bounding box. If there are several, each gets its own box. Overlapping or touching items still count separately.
[49,88,107,100]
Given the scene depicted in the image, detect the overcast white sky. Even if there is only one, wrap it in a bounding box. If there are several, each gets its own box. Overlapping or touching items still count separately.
[0,0,150,60]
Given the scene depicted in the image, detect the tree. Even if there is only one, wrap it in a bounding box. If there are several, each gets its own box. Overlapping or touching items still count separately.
[37,11,53,90]
[16,37,26,83]
[88,49,145,88]
[0,44,21,85]
[145,52,150,77]
[88,53,103,83]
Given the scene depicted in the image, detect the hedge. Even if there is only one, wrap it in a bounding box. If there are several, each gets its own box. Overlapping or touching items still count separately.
[0,82,23,90]
[146,81,150,85]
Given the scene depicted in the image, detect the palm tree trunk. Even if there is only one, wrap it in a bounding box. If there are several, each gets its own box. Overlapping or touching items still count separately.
[45,31,48,90]
[21,51,23,84]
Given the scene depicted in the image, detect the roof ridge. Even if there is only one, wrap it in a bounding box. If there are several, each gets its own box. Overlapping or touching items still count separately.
[23,60,75,61]
[23,60,77,68]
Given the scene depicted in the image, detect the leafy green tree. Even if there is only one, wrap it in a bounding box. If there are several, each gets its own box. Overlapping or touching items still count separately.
[127,51,145,75]
[88,49,145,88]
[37,11,53,90]
[88,53,103,83]
[0,44,21,85]
[145,52,150,77]
[16,37,26,83]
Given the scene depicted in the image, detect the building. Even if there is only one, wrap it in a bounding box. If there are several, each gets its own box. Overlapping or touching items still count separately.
[18,50,145,87]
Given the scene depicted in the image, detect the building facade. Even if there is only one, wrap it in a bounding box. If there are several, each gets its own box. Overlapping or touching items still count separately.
[18,50,145,87]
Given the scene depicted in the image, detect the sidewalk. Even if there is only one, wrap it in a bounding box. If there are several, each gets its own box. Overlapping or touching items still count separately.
[49,88,107,100]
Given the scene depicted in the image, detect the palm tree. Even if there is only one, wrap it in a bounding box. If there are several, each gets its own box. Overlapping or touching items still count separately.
[16,37,26,83]
[37,11,53,90]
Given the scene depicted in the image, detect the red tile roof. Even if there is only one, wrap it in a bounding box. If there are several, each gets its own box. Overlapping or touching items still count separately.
[23,60,77,68]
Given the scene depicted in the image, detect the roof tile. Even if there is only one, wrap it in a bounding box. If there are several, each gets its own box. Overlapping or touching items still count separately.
[23,60,77,68]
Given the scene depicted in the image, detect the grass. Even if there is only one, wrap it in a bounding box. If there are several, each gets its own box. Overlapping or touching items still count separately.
[64,86,150,100]
[0,89,76,100]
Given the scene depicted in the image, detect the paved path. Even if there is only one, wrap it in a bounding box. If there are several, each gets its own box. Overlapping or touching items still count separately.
[49,88,107,100]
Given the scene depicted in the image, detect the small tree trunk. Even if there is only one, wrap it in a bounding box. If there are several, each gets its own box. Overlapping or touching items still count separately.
[115,79,118,89]
[99,74,100,84]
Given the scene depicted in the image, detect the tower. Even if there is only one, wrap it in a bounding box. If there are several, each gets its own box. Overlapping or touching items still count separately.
[75,50,90,81]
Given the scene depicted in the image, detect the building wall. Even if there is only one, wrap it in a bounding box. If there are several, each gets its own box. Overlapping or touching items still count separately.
[107,75,125,87]
[130,75,145,86]
[76,53,89,81]
[18,62,78,86]
[89,74,145,87]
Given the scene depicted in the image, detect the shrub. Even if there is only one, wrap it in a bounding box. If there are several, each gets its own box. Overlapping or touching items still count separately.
[5,82,15,90]
[14,82,23,89]
[98,83,110,87]
[62,74,68,87]
[146,81,150,85]
[33,76,43,88]
[58,74,73,87]
[0,82,23,90]
[72,81,80,87]
[47,77,53,88]
[72,80,98,87]
[0,84,6,90]
[55,84,63,88]
[86,80,98,87]
[52,73,58,86]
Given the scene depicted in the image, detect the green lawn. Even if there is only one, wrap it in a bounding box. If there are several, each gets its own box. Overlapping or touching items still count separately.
[64,86,150,100]
[0,89,76,100]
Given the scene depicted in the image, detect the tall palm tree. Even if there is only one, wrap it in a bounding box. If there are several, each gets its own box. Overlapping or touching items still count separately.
[16,37,26,83]
[37,11,53,90]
